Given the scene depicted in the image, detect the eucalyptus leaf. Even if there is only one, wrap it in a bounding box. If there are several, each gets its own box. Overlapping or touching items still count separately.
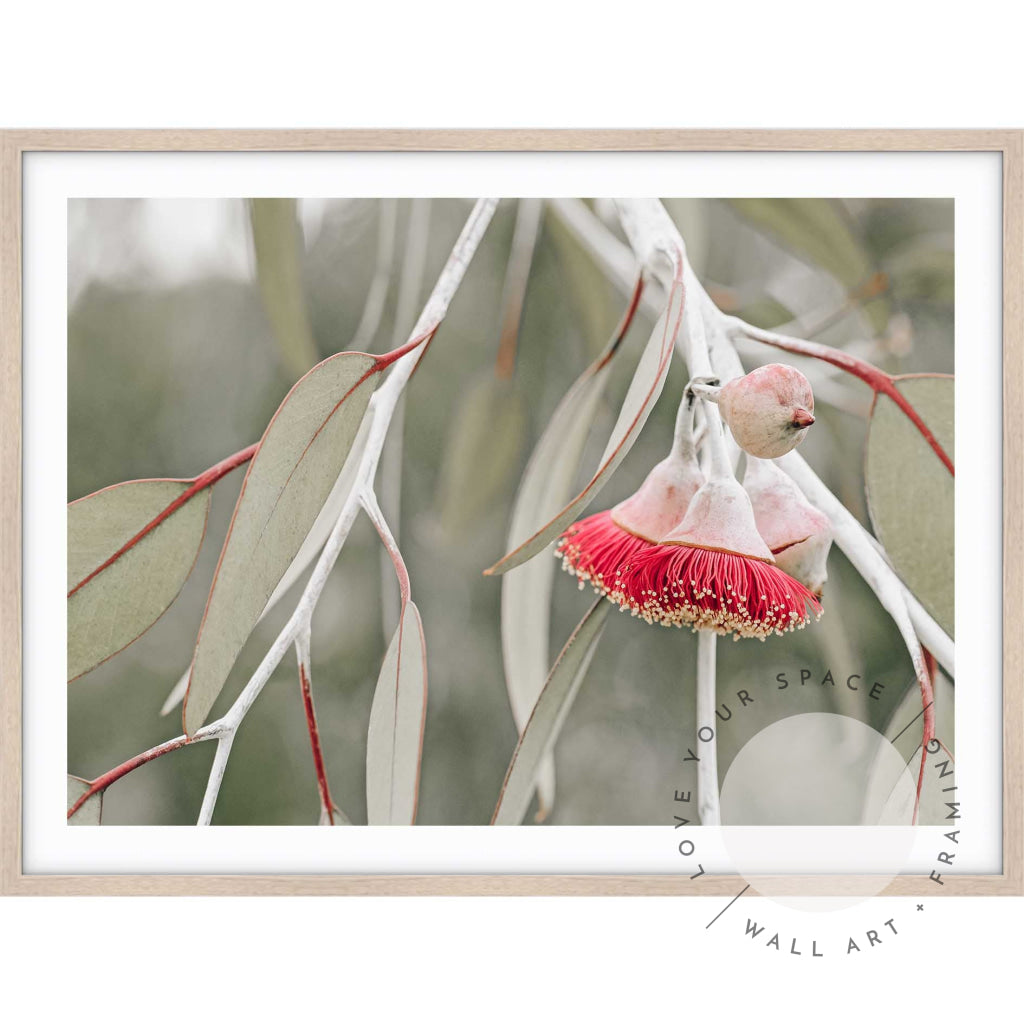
[492,599,609,826]
[249,198,319,378]
[546,205,621,353]
[435,374,526,536]
[727,198,889,334]
[160,415,372,717]
[68,479,211,681]
[366,601,428,825]
[500,329,623,816]
[865,375,954,636]
[67,775,103,825]
[867,669,954,826]
[184,350,380,735]
[486,280,682,575]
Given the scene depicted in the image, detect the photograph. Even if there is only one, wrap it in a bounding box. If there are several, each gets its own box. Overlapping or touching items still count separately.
[2,10,1022,1017]
[65,193,955,831]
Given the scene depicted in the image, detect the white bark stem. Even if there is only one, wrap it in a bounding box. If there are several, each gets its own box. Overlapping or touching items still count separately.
[696,630,721,825]
[192,198,499,825]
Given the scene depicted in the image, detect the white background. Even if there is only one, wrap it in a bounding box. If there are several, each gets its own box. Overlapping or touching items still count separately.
[2,3,1022,1022]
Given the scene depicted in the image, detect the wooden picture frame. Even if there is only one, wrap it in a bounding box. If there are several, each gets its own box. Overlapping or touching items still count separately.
[1,129,1020,895]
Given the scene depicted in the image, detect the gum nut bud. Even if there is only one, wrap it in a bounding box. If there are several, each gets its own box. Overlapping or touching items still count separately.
[718,363,815,459]
[744,456,833,596]
[610,451,705,542]
[661,476,774,562]
[627,473,821,637]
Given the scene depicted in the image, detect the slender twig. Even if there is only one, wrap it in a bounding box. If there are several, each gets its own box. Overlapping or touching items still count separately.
[361,488,411,604]
[190,199,496,825]
[695,630,721,825]
[727,319,953,475]
[197,733,235,826]
[546,198,664,318]
[67,732,205,819]
[378,199,432,638]
[780,449,935,751]
[569,199,951,664]
[495,198,543,380]
[614,199,733,821]
[71,200,499,825]
[613,198,948,826]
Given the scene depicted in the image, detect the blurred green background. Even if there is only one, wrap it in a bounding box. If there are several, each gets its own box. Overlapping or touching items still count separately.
[67,196,954,825]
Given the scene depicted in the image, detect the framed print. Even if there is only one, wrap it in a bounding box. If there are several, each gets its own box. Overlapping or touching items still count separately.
[0,129,1020,895]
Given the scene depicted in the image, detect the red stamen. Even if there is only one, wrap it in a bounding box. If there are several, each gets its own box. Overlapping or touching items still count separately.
[624,545,821,639]
[557,512,822,641]
[556,511,655,604]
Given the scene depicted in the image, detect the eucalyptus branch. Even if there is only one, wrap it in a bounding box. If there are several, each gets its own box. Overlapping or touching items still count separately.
[71,199,499,825]
[361,487,411,603]
[695,631,721,825]
[779,450,935,748]
[379,199,432,638]
[613,197,950,826]
[726,318,953,475]
[191,198,496,824]
[546,198,664,318]
[581,199,951,663]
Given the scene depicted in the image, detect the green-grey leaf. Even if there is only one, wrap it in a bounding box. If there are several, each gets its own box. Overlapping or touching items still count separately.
[865,376,954,636]
[250,198,319,379]
[436,375,526,536]
[492,599,609,826]
[866,670,955,826]
[67,775,103,825]
[500,338,618,817]
[546,206,621,354]
[487,281,682,575]
[184,351,379,735]
[366,601,428,825]
[160,415,373,718]
[68,479,211,681]
[727,198,889,334]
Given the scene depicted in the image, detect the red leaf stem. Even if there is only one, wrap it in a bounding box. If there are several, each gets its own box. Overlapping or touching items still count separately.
[298,661,335,825]
[67,734,195,820]
[67,442,259,599]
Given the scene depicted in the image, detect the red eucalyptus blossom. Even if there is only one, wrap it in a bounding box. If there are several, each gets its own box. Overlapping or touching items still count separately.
[557,448,704,605]
[625,475,822,639]
[557,368,822,640]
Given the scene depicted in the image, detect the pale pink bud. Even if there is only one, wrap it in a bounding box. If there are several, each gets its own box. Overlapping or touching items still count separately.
[556,449,704,605]
[744,456,833,596]
[718,363,815,459]
[660,476,774,562]
[625,476,822,639]
[610,452,705,543]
